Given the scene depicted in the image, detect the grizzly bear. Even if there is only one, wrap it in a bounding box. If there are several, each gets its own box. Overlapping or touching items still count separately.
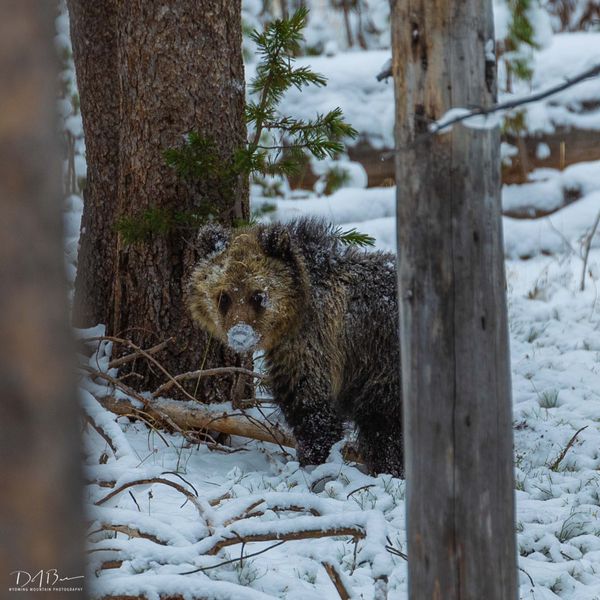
[188,217,403,477]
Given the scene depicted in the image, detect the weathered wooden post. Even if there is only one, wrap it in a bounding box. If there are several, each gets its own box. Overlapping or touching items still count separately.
[391,0,518,598]
[0,2,85,594]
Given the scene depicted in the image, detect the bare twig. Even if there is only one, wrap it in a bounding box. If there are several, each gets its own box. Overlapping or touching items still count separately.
[347,484,376,499]
[180,540,286,575]
[382,62,600,158]
[108,338,172,369]
[322,561,352,600]
[95,477,206,517]
[153,366,264,398]
[580,209,600,291]
[431,63,600,133]
[385,536,408,561]
[549,426,588,471]
[519,566,535,588]
[84,335,198,402]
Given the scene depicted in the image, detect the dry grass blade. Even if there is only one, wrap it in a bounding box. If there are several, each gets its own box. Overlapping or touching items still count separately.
[550,425,588,471]
[580,209,600,291]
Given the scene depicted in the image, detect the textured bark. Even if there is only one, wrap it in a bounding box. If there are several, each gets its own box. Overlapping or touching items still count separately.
[0,2,85,595]
[113,1,249,399]
[68,0,119,329]
[69,1,249,400]
[392,1,518,599]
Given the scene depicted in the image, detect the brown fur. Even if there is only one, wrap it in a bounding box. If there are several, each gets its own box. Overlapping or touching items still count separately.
[189,218,403,476]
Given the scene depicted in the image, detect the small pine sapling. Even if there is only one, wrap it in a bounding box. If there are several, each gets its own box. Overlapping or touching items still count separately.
[120,9,372,246]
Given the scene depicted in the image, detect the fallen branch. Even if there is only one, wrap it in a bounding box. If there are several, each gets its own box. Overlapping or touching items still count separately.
[322,561,352,600]
[99,395,296,448]
[207,524,365,555]
[90,524,163,545]
[99,560,123,572]
[95,477,207,518]
[82,367,194,442]
[85,417,119,456]
[223,502,320,526]
[550,425,588,471]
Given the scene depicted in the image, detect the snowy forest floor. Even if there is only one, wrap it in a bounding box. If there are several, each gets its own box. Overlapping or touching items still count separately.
[80,190,600,598]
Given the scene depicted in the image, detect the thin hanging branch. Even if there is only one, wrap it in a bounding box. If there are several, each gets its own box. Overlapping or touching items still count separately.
[382,62,600,158]
[429,63,600,134]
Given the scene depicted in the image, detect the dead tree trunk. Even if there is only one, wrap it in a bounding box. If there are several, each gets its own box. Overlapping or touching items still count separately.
[68,0,119,330]
[69,1,249,400]
[0,2,85,595]
[392,1,518,598]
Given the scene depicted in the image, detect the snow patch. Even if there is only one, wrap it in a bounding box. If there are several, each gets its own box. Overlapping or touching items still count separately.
[227,322,261,353]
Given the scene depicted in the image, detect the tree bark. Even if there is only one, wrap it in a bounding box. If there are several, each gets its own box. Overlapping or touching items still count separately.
[113,1,248,400]
[68,0,119,330]
[0,2,85,595]
[69,0,249,400]
[392,1,518,598]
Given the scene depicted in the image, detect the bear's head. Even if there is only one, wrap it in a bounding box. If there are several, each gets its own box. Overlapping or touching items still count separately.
[188,223,309,354]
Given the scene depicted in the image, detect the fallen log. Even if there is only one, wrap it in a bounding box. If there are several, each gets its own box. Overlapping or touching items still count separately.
[98,395,296,449]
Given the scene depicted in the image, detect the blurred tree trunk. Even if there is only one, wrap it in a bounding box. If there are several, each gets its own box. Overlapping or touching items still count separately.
[68,0,119,330]
[69,1,249,401]
[0,2,85,596]
[392,0,518,598]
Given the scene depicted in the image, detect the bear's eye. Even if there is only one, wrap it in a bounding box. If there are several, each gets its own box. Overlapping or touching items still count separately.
[217,292,231,314]
[249,291,266,310]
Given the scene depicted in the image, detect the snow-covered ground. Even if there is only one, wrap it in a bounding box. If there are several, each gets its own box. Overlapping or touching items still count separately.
[82,242,600,599]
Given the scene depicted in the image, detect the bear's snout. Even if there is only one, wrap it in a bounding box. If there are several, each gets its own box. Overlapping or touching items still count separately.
[227,322,261,353]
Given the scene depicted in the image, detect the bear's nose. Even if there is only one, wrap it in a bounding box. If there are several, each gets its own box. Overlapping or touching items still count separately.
[227,322,260,353]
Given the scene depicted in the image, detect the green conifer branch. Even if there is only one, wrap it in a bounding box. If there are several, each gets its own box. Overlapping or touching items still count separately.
[335,227,376,248]
[154,8,370,246]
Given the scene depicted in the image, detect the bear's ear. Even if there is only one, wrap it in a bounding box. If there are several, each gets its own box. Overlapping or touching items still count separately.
[195,223,230,259]
[257,224,294,261]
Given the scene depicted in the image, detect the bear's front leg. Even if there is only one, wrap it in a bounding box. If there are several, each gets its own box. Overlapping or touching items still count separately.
[278,377,344,467]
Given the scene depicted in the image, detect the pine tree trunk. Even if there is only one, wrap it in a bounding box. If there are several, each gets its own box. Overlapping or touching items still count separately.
[68,0,119,330]
[69,1,249,401]
[0,2,84,594]
[392,0,518,598]
[113,1,249,399]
